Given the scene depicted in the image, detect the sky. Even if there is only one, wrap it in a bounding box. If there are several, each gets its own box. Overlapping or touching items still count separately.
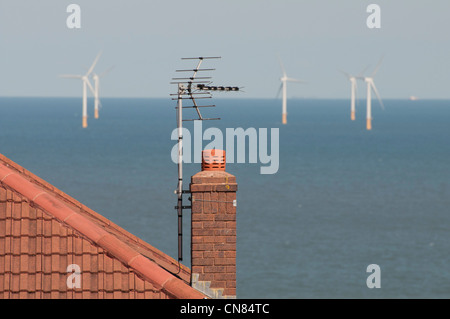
[0,0,449,99]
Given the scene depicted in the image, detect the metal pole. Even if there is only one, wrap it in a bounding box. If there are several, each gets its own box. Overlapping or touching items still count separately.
[177,83,183,261]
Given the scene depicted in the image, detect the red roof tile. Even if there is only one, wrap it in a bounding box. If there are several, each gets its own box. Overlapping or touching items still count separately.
[0,154,205,299]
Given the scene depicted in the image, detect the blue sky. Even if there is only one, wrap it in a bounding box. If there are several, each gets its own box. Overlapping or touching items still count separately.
[0,0,449,99]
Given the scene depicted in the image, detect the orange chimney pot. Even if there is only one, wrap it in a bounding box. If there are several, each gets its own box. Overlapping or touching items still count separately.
[201,149,226,171]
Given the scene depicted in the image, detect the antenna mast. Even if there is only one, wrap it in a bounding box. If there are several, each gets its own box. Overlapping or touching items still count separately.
[171,57,240,262]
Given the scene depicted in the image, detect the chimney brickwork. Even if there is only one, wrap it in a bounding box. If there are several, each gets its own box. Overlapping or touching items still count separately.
[190,170,237,299]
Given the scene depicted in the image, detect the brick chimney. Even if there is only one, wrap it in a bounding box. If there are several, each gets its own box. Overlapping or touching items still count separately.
[190,150,237,299]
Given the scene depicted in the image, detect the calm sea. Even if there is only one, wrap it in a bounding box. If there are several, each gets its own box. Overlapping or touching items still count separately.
[0,97,449,298]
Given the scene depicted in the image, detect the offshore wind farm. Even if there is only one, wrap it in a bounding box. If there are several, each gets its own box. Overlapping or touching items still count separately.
[0,1,449,300]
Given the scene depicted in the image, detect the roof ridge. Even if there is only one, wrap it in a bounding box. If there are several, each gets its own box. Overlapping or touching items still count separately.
[0,159,205,299]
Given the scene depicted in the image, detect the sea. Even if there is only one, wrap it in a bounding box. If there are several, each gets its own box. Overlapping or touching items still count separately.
[0,96,449,299]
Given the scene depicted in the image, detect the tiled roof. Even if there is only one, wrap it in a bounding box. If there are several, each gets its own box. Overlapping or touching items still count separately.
[0,154,205,299]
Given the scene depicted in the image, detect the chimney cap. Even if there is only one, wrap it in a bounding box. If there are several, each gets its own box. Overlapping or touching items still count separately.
[201,149,226,171]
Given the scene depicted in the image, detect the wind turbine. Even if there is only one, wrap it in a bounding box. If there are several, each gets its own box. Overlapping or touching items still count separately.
[60,52,101,128]
[91,66,113,119]
[276,58,304,124]
[357,58,384,130]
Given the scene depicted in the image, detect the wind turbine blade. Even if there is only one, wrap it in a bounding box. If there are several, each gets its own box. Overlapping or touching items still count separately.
[286,77,306,83]
[275,83,283,99]
[357,65,370,78]
[277,56,286,77]
[339,69,351,79]
[86,51,102,76]
[85,78,95,95]
[371,56,384,77]
[98,65,115,78]
[59,74,82,79]
[370,81,384,110]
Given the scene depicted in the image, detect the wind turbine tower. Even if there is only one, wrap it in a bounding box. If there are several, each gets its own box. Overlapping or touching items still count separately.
[92,73,100,119]
[341,71,358,120]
